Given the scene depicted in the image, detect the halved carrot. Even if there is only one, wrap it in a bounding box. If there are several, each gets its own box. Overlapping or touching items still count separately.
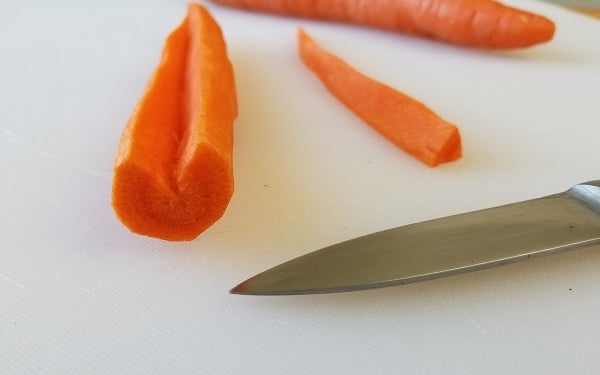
[112,3,237,241]
[298,28,461,167]
[212,0,555,49]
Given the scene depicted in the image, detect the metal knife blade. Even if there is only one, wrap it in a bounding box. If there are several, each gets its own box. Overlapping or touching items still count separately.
[543,0,600,10]
[231,181,600,295]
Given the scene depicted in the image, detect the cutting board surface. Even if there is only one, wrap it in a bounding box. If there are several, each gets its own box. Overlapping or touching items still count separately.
[2,1,600,373]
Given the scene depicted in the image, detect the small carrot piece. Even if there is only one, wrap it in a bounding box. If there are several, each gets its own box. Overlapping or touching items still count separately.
[298,28,461,167]
[112,3,237,241]
[212,0,555,49]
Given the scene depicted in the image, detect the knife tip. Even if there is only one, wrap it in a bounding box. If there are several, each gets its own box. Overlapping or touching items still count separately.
[230,279,252,295]
[229,279,294,296]
[229,286,244,295]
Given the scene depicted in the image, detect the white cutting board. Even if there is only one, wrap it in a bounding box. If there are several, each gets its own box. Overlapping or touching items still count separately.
[2,0,600,373]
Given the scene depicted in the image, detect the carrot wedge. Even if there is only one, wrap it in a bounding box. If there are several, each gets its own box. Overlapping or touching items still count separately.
[212,0,555,49]
[112,3,237,241]
[298,28,461,167]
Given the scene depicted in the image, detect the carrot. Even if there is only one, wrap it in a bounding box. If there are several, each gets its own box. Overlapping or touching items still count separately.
[111,3,237,241]
[298,28,461,167]
[211,0,555,49]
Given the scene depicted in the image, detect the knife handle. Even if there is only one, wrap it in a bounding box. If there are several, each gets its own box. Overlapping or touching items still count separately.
[568,181,600,213]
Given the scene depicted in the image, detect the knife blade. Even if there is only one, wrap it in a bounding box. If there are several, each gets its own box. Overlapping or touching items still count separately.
[543,0,600,10]
[232,181,600,295]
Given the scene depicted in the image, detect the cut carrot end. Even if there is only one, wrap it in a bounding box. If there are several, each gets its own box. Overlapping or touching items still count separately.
[112,3,237,241]
[298,27,461,168]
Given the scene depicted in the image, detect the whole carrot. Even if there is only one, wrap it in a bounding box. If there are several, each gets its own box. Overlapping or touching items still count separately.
[298,28,461,167]
[212,0,555,49]
[112,3,237,241]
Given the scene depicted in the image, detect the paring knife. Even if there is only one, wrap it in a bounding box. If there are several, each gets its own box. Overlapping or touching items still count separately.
[231,181,600,295]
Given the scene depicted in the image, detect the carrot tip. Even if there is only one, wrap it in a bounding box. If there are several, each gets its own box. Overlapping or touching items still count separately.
[298,29,462,168]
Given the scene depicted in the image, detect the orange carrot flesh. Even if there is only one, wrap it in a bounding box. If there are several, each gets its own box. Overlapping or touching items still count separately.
[212,0,555,49]
[112,3,237,241]
[298,28,461,167]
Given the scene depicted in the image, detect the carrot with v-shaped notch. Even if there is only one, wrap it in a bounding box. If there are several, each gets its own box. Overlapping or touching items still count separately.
[298,28,461,167]
[212,0,555,49]
[112,3,237,241]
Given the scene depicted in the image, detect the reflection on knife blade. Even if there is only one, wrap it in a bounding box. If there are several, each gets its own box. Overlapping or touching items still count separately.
[232,181,600,295]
